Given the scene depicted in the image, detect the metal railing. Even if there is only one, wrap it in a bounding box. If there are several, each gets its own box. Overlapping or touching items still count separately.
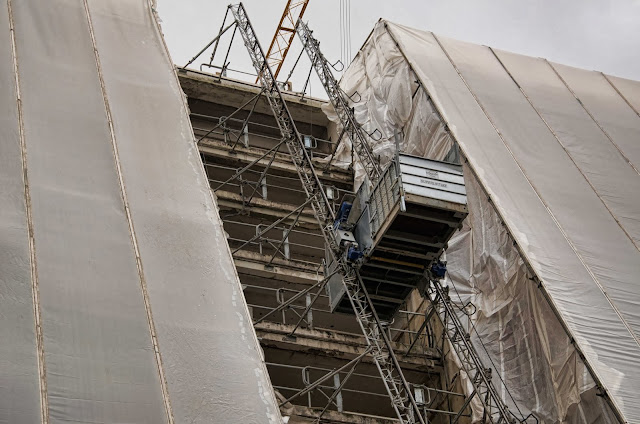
[245,282,440,358]
[204,162,354,209]
[368,156,402,237]
[193,112,335,156]
[245,284,326,330]
[224,219,324,266]
[267,361,470,419]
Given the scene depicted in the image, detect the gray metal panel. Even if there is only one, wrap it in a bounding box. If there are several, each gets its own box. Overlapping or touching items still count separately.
[400,154,467,204]
[399,154,463,175]
[11,0,167,422]
[399,163,465,185]
[85,1,282,422]
[353,187,374,254]
[402,183,467,205]
[0,2,41,422]
[386,23,640,422]
[401,173,466,196]
[325,249,346,312]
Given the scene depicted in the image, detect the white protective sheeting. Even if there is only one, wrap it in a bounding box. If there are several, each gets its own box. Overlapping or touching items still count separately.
[0,3,41,423]
[333,20,640,424]
[0,1,281,423]
[606,76,640,119]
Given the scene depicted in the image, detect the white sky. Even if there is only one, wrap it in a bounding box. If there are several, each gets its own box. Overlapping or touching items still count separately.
[157,0,640,96]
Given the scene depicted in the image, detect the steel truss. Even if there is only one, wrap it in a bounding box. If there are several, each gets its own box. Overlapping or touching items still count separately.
[262,0,310,81]
[191,3,523,422]
[228,3,427,423]
[295,19,521,424]
[296,19,382,183]
[427,279,522,423]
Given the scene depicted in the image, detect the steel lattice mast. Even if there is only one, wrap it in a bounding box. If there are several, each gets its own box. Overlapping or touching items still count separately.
[296,19,382,184]
[261,0,310,82]
[228,3,426,422]
[295,18,518,424]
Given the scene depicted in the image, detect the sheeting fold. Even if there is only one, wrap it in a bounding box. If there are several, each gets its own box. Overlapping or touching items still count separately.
[0,1,281,423]
[335,20,640,424]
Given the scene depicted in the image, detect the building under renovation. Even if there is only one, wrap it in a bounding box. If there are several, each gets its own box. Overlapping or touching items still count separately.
[1,1,639,424]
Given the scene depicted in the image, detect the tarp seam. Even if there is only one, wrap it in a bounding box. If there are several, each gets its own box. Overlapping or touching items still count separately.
[434,32,640,347]
[6,0,48,422]
[431,31,636,420]
[489,47,640,253]
[546,60,640,177]
[601,72,640,119]
[82,1,174,422]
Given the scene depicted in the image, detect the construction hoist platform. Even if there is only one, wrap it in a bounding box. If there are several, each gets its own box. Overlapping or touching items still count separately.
[296,19,467,318]
[227,3,519,423]
[296,18,521,424]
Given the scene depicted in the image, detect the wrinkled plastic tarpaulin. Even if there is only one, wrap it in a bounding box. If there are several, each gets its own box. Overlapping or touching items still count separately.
[332,20,640,424]
[0,1,281,423]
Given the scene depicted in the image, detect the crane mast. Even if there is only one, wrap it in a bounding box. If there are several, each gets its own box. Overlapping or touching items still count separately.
[260,0,310,82]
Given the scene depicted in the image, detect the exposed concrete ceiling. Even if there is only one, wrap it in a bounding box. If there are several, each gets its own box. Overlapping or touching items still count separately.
[178,68,331,127]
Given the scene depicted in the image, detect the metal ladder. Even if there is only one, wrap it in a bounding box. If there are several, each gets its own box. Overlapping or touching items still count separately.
[295,18,518,424]
[228,3,425,422]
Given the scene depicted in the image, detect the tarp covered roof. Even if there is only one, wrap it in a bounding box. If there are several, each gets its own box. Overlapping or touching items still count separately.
[0,1,280,423]
[388,22,640,423]
[339,20,640,423]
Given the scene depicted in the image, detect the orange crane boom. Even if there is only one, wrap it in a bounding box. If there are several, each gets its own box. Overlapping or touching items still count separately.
[260,0,310,82]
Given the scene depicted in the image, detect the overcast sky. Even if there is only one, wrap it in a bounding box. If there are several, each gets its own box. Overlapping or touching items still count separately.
[158,0,640,95]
